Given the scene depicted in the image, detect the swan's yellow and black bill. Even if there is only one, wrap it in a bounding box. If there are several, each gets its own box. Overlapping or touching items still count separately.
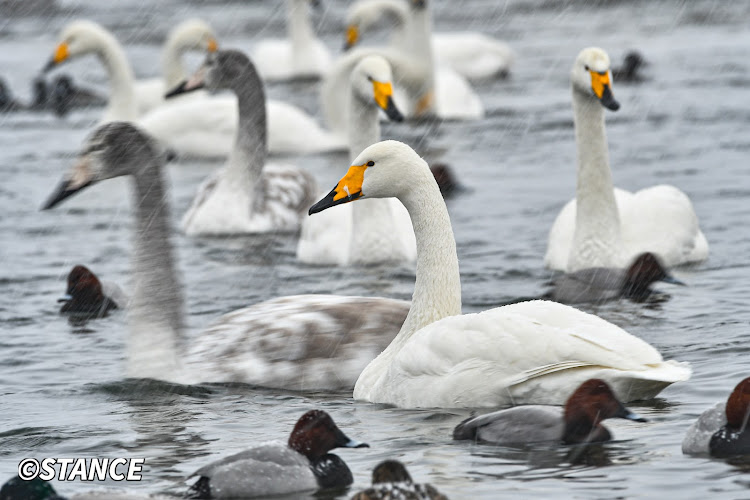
[344,25,359,51]
[43,42,70,72]
[373,81,403,121]
[308,163,368,215]
[165,67,206,98]
[41,157,95,210]
[590,70,619,111]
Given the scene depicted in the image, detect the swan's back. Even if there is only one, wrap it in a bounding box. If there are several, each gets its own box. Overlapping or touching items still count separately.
[358,299,690,408]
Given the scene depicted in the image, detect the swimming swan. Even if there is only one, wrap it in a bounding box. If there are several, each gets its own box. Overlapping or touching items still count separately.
[252,0,332,81]
[167,49,317,235]
[41,122,410,390]
[308,140,691,408]
[345,0,514,80]
[545,47,708,272]
[296,55,417,265]
[44,20,343,157]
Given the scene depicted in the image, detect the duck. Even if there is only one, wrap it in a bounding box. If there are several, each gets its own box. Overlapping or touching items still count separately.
[0,475,169,500]
[43,20,341,157]
[49,75,108,117]
[453,379,646,445]
[166,49,318,235]
[251,0,332,81]
[544,47,708,272]
[351,460,448,500]
[682,377,750,457]
[296,55,417,266]
[344,0,513,81]
[545,252,685,304]
[185,410,368,499]
[58,264,127,318]
[42,121,410,390]
[308,140,691,408]
[612,51,647,83]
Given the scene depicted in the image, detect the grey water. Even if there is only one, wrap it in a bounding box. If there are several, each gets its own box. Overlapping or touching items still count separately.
[2,0,750,497]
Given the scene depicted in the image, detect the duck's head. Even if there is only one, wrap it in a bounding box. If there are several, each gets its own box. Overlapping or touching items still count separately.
[165,49,258,98]
[343,0,408,51]
[168,19,218,54]
[309,140,427,214]
[59,265,105,311]
[563,379,646,443]
[288,410,368,461]
[42,122,161,210]
[626,252,685,287]
[44,20,110,73]
[725,377,750,432]
[571,47,619,111]
[0,475,66,500]
[351,55,403,121]
[371,460,413,485]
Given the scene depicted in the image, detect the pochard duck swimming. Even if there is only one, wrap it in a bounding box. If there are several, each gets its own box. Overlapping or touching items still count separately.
[0,474,169,499]
[351,460,449,500]
[453,379,646,445]
[186,410,368,499]
[58,265,127,318]
[682,377,750,457]
[545,252,685,304]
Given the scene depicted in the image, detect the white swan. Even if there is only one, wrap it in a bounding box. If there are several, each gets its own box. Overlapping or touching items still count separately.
[45,20,344,157]
[168,49,317,235]
[545,48,709,272]
[308,140,691,409]
[345,0,514,80]
[252,0,332,81]
[41,122,411,390]
[297,55,416,266]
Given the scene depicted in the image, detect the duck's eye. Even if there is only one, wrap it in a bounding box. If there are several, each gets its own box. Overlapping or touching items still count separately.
[367,161,375,167]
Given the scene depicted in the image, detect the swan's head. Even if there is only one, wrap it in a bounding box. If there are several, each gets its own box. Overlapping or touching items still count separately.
[42,122,162,210]
[168,19,218,54]
[44,20,111,72]
[309,140,428,214]
[344,0,409,51]
[165,49,259,98]
[351,55,403,121]
[571,47,620,111]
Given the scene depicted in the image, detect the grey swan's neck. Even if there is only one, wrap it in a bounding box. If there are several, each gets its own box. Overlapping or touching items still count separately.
[226,63,268,204]
[127,159,185,380]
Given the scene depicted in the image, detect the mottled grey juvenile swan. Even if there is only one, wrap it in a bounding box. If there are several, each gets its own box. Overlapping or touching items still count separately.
[42,122,409,390]
[167,49,318,236]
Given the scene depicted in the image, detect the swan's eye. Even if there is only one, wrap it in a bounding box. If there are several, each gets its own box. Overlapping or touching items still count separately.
[367,161,375,167]
[584,64,590,71]
[367,76,373,82]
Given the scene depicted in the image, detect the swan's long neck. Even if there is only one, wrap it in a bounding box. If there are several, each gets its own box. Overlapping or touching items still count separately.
[226,71,268,201]
[287,0,315,66]
[393,166,461,340]
[128,159,185,380]
[568,89,622,271]
[407,5,435,106]
[348,92,380,162]
[161,37,188,89]
[92,31,137,121]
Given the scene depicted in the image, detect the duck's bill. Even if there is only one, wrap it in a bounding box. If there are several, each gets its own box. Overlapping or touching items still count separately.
[308,185,362,215]
[165,68,206,98]
[343,439,369,448]
[381,96,404,122]
[57,294,73,303]
[334,428,369,449]
[661,275,686,286]
[41,157,94,210]
[43,42,70,73]
[615,403,647,423]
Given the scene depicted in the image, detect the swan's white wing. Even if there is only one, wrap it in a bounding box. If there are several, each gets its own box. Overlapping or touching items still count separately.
[432,32,514,80]
[266,100,345,155]
[253,38,332,81]
[358,300,690,408]
[434,66,484,120]
[620,184,709,267]
[297,198,354,266]
[544,197,577,271]
[133,78,166,117]
[186,295,410,390]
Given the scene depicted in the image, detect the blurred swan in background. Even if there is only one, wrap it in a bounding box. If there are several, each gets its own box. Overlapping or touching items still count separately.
[545,47,708,272]
[308,140,690,408]
[167,49,317,235]
[345,0,514,80]
[42,122,410,390]
[297,55,417,266]
[252,0,332,81]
